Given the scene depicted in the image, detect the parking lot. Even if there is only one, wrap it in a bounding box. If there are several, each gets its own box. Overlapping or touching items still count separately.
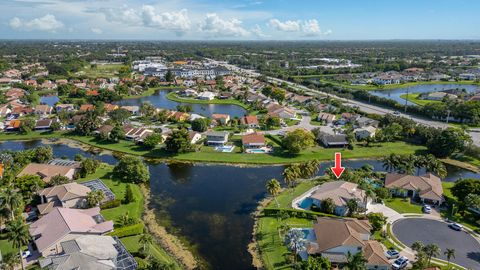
[393,218,480,269]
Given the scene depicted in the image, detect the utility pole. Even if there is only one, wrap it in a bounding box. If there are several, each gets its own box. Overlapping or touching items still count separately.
[446,109,451,124]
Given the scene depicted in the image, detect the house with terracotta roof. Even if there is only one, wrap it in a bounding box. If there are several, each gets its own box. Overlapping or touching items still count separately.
[124,127,154,142]
[5,119,21,131]
[240,115,259,128]
[37,183,91,215]
[317,112,336,123]
[34,104,53,116]
[295,181,368,216]
[301,217,389,269]
[242,133,266,151]
[29,207,113,257]
[79,104,95,112]
[18,163,76,183]
[104,103,119,113]
[212,113,230,125]
[385,173,444,205]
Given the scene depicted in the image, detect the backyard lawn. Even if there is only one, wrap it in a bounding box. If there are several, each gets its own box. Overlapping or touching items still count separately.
[384,198,423,214]
[120,235,181,269]
[399,93,442,106]
[257,217,313,270]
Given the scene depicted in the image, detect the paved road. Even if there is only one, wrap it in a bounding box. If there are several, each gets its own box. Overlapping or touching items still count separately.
[213,60,479,146]
[393,218,480,269]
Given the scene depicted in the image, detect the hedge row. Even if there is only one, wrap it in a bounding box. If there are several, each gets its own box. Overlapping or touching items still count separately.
[109,223,145,238]
[262,207,338,220]
[100,199,122,210]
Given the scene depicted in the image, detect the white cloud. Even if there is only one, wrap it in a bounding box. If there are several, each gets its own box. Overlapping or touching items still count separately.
[9,14,64,32]
[199,13,249,37]
[91,27,102,34]
[97,5,191,34]
[251,24,268,38]
[268,18,331,36]
[268,19,301,32]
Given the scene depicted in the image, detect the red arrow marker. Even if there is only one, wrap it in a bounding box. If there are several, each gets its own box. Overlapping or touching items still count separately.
[331,152,345,179]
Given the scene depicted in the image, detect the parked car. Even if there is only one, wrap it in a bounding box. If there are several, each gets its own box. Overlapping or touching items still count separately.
[393,111,400,115]
[392,256,409,269]
[22,250,31,259]
[385,248,400,259]
[448,222,463,231]
[422,204,432,214]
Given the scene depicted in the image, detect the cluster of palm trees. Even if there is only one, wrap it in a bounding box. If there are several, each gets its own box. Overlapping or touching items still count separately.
[411,241,456,269]
[282,160,321,188]
[0,187,30,270]
[382,153,447,178]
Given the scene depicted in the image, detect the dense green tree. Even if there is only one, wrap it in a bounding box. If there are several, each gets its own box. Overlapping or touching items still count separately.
[79,158,99,178]
[427,128,471,157]
[451,179,480,201]
[143,134,163,149]
[301,256,331,270]
[15,174,45,199]
[164,129,192,153]
[108,108,131,124]
[140,102,156,118]
[75,111,100,135]
[0,188,23,220]
[124,184,136,204]
[1,252,20,270]
[34,146,53,163]
[49,175,70,186]
[345,251,367,270]
[113,156,150,184]
[165,70,174,82]
[109,126,125,142]
[191,118,208,132]
[282,129,315,154]
[346,199,359,217]
[19,118,35,134]
[87,190,105,207]
[367,212,387,232]
[321,198,335,214]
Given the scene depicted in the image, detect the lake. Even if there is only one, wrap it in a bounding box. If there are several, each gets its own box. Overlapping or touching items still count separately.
[1,140,479,269]
[115,89,247,118]
[39,94,60,107]
[370,84,480,105]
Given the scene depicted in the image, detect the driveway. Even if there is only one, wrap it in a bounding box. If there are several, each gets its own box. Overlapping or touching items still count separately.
[392,218,480,269]
[366,202,403,222]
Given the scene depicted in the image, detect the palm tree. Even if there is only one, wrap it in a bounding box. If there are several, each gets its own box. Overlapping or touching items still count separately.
[414,155,427,175]
[444,248,455,269]
[6,219,30,270]
[1,252,20,270]
[266,178,281,207]
[411,241,424,253]
[139,233,154,257]
[345,251,367,270]
[0,188,23,220]
[346,199,359,217]
[282,165,301,188]
[382,154,399,172]
[424,244,441,266]
[425,156,447,178]
[86,190,105,207]
[363,188,376,213]
[284,230,306,264]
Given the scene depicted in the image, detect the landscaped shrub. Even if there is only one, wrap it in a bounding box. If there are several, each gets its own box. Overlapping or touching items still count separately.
[262,207,338,220]
[109,223,145,238]
[100,199,121,209]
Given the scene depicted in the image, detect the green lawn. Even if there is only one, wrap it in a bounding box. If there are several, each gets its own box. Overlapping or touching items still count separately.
[166,91,250,109]
[268,179,326,209]
[120,235,181,269]
[399,93,442,106]
[442,182,455,199]
[384,198,423,214]
[257,217,313,270]
[0,236,16,256]
[77,64,127,78]
[0,131,67,141]
[77,164,143,221]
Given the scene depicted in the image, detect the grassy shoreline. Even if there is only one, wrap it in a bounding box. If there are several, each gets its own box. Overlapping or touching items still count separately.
[166,91,250,109]
[297,77,480,91]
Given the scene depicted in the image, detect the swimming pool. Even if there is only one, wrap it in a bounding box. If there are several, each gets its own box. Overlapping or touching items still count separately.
[298,198,313,210]
[249,149,266,153]
[215,145,235,153]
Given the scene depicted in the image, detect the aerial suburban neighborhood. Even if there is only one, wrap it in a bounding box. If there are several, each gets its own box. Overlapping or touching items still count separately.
[1,1,480,270]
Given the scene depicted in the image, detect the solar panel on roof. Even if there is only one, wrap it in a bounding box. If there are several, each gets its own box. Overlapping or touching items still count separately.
[81,179,115,201]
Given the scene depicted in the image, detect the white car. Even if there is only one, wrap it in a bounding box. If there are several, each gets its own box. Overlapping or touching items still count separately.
[22,250,31,259]
[385,249,400,259]
[422,205,432,214]
[392,256,409,269]
[448,222,463,231]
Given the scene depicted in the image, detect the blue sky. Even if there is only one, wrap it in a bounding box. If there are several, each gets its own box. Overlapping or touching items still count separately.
[1,0,479,40]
